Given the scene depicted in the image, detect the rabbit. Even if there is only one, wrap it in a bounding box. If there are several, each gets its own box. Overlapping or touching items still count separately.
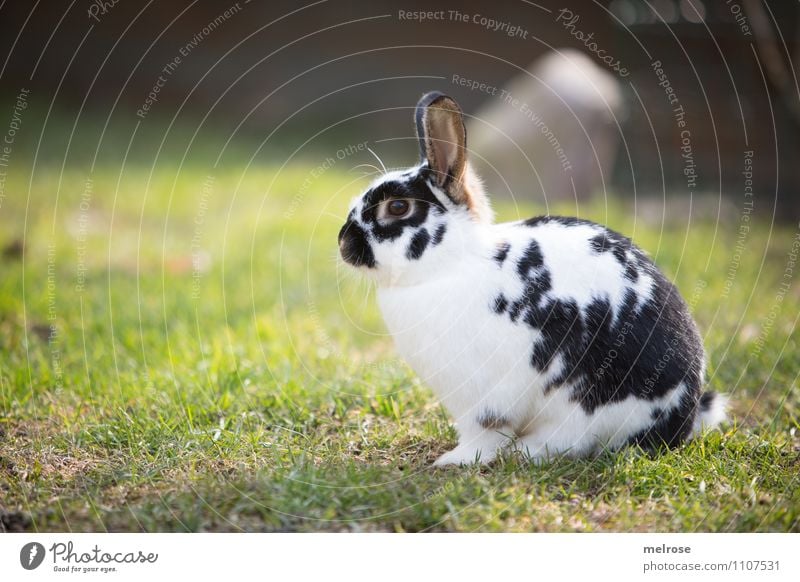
[338,91,727,466]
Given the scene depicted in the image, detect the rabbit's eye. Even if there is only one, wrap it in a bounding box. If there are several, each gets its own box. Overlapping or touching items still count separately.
[386,199,411,218]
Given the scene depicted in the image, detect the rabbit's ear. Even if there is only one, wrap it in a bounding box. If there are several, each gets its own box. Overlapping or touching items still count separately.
[415,92,468,201]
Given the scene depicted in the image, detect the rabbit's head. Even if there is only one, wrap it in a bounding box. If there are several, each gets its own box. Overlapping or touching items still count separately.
[338,92,493,286]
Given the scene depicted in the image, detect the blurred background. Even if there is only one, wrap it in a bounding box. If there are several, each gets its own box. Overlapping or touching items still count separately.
[1,0,799,215]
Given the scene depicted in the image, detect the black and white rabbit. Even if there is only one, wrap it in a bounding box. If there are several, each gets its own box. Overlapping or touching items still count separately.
[338,92,727,466]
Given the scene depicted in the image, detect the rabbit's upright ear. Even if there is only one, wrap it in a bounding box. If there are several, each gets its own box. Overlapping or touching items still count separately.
[415,92,493,222]
[415,92,468,200]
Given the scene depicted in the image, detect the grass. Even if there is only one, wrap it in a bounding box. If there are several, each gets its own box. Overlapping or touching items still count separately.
[0,162,798,532]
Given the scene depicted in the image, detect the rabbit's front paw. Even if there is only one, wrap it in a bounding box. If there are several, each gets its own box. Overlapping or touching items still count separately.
[433,439,505,467]
[433,446,491,467]
[433,422,511,466]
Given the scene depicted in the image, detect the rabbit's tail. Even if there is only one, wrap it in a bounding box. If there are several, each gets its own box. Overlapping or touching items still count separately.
[691,391,729,437]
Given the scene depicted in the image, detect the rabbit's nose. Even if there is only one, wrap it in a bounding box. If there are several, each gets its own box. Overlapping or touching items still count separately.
[338,221,349,246]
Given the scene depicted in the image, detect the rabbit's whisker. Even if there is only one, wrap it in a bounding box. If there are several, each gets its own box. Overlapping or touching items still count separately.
[350,164,382,175]
[367,147,388,175]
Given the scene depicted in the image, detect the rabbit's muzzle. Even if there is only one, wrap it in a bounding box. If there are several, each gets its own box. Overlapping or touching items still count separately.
[338,219,376,268]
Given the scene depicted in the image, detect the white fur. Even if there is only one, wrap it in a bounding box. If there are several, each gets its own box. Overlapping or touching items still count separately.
[691,393,729,438]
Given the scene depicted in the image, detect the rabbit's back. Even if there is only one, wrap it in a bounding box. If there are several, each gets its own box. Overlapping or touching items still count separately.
[495,216,706,444]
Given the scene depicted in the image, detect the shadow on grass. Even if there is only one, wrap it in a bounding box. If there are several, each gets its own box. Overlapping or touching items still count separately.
[10,429,798,533]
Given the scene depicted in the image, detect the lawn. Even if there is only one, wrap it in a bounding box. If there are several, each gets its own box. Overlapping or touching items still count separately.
[0,163,798,532]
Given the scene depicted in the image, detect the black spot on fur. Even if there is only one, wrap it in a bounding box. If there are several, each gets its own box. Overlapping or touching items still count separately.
[406,229,430,260]
[624,262,639,282]
[523,215,589,228]
[526,299,583,376]
[494,241,511,266]
[568,274,703,415]
[432,223,447,246]
[588,233,608,254]
[589,231,643,284]
[477,410,509,430]
[516,240,543,279]
[627,388,699,450]
[508,299,524,322]
[699,391,715,412]
[502,246,555,332]
[493,294,508,314]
